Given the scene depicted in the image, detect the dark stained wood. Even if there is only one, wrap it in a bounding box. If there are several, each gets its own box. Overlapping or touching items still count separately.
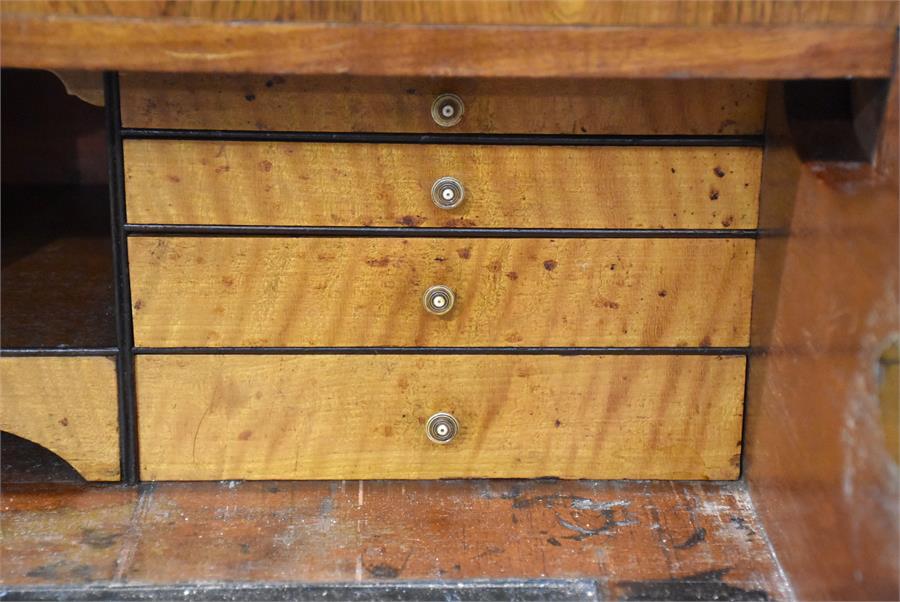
[1,432,85,484]
[1,70,108,189]
[1,69,115,350]
[0,17,894,78]
[0,480,791,599]
[3,1,897,26]
[1,229,115,350]
[744,82,900,600]
[1,221,115,350]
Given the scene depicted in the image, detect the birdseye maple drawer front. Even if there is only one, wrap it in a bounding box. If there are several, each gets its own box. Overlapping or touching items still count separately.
[119,73,766,135]
[128,237,754,348]
[136,354,745,480]
[0,356,120,481]
[124,140,761,229]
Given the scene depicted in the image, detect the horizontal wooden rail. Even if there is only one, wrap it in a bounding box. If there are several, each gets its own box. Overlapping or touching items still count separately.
[1,16,895,78]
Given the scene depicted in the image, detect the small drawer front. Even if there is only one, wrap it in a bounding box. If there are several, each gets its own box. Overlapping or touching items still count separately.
[135,354,745,480]
[124,140,761,229]
[0,356,120,481]
[119,74,766,135]
[128,237,754,348]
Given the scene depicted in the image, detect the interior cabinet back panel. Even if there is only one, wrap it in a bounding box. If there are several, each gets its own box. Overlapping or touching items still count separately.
[124,141,761,229]
[135,354,745,481]
[119,74,766,135]
[128,237,754,348]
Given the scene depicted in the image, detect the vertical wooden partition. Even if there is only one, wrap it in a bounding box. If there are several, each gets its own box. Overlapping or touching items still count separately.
[744,82,900,600]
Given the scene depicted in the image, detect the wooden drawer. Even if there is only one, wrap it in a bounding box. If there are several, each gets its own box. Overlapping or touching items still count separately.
[136,354,745,480]
[119,74,766,135]
[124,140,761,229]
[128,237,754,348]
[0,356,120,481]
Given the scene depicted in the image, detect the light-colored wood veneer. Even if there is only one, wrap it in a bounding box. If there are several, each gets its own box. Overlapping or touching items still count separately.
[136,354,745,480]
[128,237,755,348]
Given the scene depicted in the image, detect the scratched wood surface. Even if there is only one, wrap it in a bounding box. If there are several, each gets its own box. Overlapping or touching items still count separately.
[136,354,745,481]
[0,479,792,599]
[743,84,899,600]
[0,357,120,481]
[119,74,766,135]
[4,1,896,26]
[124,141,762,229]
[128,237,755,348]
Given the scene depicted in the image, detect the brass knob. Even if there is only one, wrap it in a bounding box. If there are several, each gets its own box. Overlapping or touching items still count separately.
[423,285,455,315]
[426,412,459,444]
[431,177,465,209]
[431,93,464,127]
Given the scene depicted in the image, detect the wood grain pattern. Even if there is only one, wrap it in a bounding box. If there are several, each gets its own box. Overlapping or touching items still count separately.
[0,480,790,599]
[136,354,745,480]
[119,74,766,135]
[0,357,119,481]
[128,237,755,348]
[1,17,893,78]
[124,141,761,229]
[4,1,896,26]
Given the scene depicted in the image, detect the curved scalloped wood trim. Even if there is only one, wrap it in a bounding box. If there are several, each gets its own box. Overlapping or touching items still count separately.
[49,69,105,106]
[0,356,119,481]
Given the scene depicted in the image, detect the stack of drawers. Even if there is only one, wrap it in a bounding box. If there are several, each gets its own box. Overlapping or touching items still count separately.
[119,74,763,481]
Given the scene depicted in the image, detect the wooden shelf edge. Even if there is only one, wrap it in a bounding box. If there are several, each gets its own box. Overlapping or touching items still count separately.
[0,17,896,78]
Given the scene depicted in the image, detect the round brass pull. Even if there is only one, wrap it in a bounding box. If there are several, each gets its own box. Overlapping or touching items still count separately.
[423,285,455,315]
[426,412,459,444]
[431,177,465,209]
[431,93,464,127]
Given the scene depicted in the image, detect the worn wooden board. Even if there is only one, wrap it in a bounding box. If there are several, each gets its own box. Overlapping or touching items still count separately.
[136,354,744,481]
[119,74,766,135]
[128,237,755,348]
[0,484,137,585]
[0,480,792,600]
[1,17,894,78]
[124,141,762,229]
[0,357,120,481]
[4,1,897,26]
